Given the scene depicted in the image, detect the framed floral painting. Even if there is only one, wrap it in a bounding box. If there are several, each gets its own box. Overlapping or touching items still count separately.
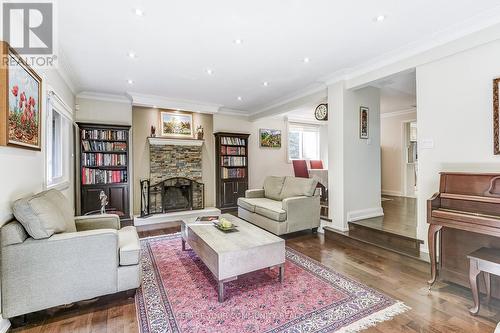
[0,42,42,150]
[260,129,281,148]
[160,111,193,138]
[359,106,369,139]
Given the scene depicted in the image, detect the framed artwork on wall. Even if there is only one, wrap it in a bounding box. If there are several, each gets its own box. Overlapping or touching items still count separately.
[359,106,369,139]
[0,42,43,150]
[159,111,193,138]
[494,78,500,154]
[259,129,281,148]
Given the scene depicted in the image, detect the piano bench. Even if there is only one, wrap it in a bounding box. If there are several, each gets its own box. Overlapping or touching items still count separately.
[467,247,500,315]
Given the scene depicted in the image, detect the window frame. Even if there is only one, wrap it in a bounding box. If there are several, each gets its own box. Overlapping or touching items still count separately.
[45,90,73,190]
[286,121,321,162]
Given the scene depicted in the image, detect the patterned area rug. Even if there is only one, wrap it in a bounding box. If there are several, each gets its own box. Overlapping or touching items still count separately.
[135,234,409,333]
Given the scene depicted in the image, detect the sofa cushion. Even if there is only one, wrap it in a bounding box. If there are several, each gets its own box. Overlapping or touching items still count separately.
[118,226,141,266]
[43,189,76,232]
[263,176,285,201]
[1,221,28,246]
[12,191,69,239]
[238,197,258,212]
[280,176,318,199]
[254,198,287,222]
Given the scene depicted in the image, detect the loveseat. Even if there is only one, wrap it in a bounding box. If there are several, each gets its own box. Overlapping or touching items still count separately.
[237,176,320,235]
[1,189,142,318]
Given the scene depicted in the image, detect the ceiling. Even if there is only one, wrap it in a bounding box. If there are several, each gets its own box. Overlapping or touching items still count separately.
[59,0,500,114]
[377,71,416,113]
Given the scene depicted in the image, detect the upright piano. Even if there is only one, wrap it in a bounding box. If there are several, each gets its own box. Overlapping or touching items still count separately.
[428,173,500,291]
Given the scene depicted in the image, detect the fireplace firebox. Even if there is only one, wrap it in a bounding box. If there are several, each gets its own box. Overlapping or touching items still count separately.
[140,177,204,216]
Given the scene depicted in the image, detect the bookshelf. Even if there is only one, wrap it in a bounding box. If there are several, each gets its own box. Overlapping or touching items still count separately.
[77,122,131,223]
[214,132,250,212]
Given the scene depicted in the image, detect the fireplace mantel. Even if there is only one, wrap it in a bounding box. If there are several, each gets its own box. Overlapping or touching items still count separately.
[148,137,204,147]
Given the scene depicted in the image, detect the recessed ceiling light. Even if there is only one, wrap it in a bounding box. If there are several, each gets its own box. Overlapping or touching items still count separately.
[303,57,310,63]
[237,96,243,101]
[153,105,157,108]
[375,15,386,22]
[127,79,134,85]
[128,52,136,59]
[134,9,144,16]
[206,68,214,75]
[233,39,243,45]
[263,81,269,87]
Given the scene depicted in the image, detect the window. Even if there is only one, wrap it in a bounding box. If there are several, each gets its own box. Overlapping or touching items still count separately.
[287,122,320,161]
[46,92,72,188]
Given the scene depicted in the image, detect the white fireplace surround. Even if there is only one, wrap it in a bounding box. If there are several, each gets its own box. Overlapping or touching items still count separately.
[148,137,204,146]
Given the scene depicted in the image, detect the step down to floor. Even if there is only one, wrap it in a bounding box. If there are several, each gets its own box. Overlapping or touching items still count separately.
[324,225,427,262]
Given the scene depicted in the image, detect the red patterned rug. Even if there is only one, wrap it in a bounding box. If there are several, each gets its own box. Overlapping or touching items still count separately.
[135,234,409,333]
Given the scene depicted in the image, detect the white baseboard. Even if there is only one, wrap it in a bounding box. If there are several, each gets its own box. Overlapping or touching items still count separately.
[381,190,403,197]
[347,207,384,222]
[0,318,11,333]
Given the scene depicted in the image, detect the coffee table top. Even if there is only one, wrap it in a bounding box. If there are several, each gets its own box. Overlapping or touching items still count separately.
[183,214,284,253]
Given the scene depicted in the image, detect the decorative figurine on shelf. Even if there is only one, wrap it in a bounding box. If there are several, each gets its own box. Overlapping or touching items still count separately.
[196,125,204,140]
[150,125,156,137]
[99,190,108,214]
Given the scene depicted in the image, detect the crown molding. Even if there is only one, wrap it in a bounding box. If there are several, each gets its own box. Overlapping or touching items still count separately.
[249,85,327,121]
[217,107,250,117]
[76,91,132,104]
[128,92,221,114]
[380,108,417,119]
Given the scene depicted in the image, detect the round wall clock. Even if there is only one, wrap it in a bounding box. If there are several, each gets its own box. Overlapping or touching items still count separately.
[314,103,328,121]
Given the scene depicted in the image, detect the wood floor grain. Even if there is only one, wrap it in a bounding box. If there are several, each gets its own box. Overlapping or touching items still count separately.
[11,228,500,333]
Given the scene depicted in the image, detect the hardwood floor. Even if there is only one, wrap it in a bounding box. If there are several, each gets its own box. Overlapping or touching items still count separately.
[11,225,500,333]
[351,196,418,239]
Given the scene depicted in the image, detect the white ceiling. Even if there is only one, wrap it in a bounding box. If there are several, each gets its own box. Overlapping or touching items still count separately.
[59,0,500,114]
[377,71,416,113]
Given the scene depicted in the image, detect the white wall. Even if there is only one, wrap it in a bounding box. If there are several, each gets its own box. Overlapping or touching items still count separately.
[328,84,382,230]
[416,38,500,248]
[75,97,132,125]
[380,111,417,196]
[213,114,293,189]
[0,69,75,225]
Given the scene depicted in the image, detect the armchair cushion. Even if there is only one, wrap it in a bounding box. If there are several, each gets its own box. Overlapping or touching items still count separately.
[75,214,120,231]
[43,189,76,232]
[254,199,287,222]
[118,226,140,266]
[280,176,318,199]
[263,176,285,200]
[13,190,68,239]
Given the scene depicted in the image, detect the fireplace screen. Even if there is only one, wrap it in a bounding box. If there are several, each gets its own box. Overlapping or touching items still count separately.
[140,177,204,216]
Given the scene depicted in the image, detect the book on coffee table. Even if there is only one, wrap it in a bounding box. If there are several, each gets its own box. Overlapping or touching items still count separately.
[195,216,219,222]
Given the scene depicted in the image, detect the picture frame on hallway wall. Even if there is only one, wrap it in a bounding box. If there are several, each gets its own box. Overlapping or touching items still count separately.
[0,42,43,150]
[259,128,281,148]
[159,111,193,138]
[493,78,500,154]
[359,106,369,139]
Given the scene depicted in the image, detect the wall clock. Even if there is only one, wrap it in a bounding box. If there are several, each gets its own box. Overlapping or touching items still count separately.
[314,103,328,121]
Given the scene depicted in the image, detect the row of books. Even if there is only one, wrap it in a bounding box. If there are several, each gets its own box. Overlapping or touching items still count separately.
[220,137,246,146]
[221,167,246,179]
[81,129,128,141]
[82,140,127,152]
[220,146,245,155]
[221,156,246,167]
[82,168,127,185]
[82,153,127,167]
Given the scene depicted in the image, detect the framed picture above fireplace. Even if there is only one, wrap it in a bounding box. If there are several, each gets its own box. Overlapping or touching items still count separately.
[160,111,193,138]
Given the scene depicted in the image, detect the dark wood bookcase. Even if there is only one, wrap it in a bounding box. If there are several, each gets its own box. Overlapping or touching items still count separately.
[76,122,131,223]
[214,132,250,212]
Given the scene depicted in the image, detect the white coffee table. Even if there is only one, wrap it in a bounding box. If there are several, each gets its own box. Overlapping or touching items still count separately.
[181,214,285,302]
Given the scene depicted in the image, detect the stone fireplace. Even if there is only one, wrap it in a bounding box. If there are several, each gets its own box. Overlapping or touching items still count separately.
[142,138,205,215]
